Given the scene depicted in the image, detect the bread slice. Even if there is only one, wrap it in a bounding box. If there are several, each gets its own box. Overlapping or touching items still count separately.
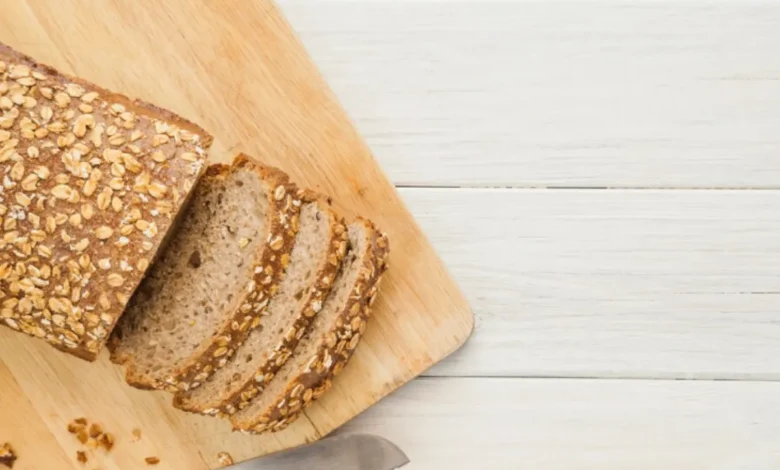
[108,155,300,392]
[230,219,389,433]
[173,193,349,415]
[0,43,211,360]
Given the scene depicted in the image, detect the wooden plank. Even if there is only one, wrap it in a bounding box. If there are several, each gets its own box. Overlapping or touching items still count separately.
[341,377,780,470]
[399,188,780,379]
[0,0,473,466]
[281,1,780,188]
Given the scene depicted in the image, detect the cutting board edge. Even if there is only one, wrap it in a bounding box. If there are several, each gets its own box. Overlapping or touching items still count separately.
[307,301,476,437]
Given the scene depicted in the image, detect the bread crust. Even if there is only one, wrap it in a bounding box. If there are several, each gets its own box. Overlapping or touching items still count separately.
[173,192,349,415]
[110,155,301,393]
[0,42,211,360]
[230,218,389,433]
[0,44,213,147]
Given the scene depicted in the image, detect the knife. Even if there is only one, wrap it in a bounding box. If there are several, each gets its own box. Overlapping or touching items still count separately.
[227,433,410,470]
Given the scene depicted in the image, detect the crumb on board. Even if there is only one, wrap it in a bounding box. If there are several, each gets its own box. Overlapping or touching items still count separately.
[89,423,103,438]
[145,457,160,465]
[132,428,142,442]
[76,451,88,464]
[67,418,116,457]
[217,452,234,467]
[0,443,17,469]
[68,418,88,434]
[99,433,115,452]
[68,421,86,434]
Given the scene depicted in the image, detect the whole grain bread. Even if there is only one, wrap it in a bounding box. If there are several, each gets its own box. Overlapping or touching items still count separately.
[0,43,211,360]
[230,219,389,433]
[108,155,300,392]
[173,192,348,416]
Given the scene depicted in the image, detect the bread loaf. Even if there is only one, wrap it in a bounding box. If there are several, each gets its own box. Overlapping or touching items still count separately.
[108,155,299,392]
[230,219,389,433]
[1,42,395,433]
[0,43,211,360]
[173,193,348,415]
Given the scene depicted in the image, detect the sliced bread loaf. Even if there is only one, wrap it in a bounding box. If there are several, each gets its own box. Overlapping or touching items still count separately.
[0,43,211,360]
[230,219,389,433]
[108,155,299,392]
[173,193,349,415]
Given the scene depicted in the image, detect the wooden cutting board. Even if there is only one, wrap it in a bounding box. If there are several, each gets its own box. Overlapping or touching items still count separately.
[0,1,473,468]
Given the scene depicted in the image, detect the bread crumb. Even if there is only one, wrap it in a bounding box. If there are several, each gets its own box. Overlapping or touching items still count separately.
[99,433,115,452]
[131,428,142,442]
[216,452,234,467]
[88,423,103,438]
[76,450,88,464]
[68,418,116,455]
[68,423,84,434]
[0,443,17,469]
[145,456,160,465]
[68,418,88,434]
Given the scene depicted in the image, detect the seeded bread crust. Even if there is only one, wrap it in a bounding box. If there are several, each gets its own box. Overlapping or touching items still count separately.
[0,43,211,361]
[110,154,301,392]
[231,219,389,433]
[173,192,349,415]
[0,44,212,144]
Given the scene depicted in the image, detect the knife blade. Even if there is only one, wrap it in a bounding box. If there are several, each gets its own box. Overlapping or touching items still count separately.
[227,433,410,470]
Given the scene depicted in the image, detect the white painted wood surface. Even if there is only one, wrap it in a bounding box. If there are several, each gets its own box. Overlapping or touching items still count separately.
[341,378,780,470]
[404,188,780,380]
[284,0,780,188]
[279,1,780,468]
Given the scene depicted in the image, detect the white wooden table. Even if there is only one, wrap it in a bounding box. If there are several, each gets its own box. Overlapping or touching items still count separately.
[282,2,780,468]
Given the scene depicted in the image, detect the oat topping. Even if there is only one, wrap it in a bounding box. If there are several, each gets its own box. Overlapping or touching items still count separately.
[0,47,209,358]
